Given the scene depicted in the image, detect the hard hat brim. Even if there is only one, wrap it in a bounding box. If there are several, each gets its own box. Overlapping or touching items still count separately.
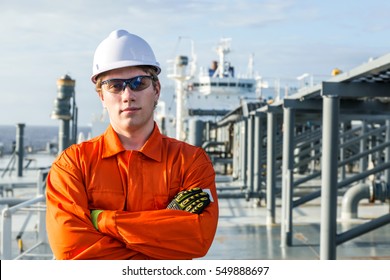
[91,61,161,83]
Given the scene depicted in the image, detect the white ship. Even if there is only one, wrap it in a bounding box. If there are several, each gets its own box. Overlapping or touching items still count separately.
[163,38,263,142]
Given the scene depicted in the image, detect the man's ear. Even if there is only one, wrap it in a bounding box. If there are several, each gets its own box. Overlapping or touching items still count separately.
[154,80,161,100]
[98,91,104,101]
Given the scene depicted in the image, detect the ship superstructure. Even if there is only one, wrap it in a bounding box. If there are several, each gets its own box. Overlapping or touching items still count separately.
[167,38,262,142]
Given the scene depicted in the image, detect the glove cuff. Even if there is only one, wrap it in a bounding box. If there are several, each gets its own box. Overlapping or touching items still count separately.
[91,210,104,230]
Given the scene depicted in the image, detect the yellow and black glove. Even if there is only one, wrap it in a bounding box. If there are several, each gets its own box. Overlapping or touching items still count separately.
[167,187,211,214]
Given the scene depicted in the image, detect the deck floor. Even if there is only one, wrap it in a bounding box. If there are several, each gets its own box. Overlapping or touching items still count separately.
[1,172,389,260]
[202,197,390,260]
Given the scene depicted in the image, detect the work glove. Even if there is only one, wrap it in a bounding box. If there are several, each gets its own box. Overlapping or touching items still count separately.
[167,187,210,214]
[90,209,103,230]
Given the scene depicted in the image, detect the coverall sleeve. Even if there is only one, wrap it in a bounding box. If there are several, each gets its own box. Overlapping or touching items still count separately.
[96,150,219,259]
[46,151,139,260]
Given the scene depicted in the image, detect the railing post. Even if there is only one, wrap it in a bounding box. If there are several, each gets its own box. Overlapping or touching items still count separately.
[266,111,277,225]
[281,107,295,247]
[1,207,12,259]
[246,115,254,199]
[320,94,340,260]
[384,120,390,184]
[37,170,48,243]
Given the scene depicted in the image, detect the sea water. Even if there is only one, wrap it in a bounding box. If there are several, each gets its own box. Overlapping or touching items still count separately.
[0,124,91,155]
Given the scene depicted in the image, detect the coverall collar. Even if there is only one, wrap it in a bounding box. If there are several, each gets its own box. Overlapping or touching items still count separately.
[102,123,162,162]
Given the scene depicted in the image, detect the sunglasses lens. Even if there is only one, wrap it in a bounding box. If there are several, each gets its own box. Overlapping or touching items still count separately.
[129,76,152,91]
[103,80,125,93]
[102,76,153,94]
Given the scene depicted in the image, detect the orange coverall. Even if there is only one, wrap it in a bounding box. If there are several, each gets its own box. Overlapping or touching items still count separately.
[46,123,219,260]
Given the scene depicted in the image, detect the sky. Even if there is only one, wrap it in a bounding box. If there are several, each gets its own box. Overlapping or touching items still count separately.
[1,0,389,126]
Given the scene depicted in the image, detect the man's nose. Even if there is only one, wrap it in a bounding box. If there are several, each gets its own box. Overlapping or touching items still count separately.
[121,84,136,99]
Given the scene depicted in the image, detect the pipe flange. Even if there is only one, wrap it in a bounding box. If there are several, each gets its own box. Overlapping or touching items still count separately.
[368,181,376,203]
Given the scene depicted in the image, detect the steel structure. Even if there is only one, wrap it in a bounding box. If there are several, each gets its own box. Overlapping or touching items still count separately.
[208,53,390,260]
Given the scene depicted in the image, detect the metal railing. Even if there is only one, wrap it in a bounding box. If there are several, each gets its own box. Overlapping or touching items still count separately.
[1,169,52,260]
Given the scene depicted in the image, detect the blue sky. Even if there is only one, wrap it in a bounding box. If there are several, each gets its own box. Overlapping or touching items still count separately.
[1,0,389,126]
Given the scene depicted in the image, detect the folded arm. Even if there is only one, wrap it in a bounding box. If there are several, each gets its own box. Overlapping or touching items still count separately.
[96,186,218,259]
[46,155,142,260]
[46,148,218,260]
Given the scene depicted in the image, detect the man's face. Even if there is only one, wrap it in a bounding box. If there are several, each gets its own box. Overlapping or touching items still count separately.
[99,66,160,135]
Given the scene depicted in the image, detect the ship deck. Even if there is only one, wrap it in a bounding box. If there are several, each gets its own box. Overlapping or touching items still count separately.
[202,196,390,260]
[1,156,389,260]
[1,187,389,260]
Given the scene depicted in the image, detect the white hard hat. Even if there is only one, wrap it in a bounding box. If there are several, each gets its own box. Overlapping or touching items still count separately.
[91,29,161,83]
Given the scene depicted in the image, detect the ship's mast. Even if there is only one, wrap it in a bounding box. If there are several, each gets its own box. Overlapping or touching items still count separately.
[167,56,190,140]
[167,37,196,140]
[215,38,231,78]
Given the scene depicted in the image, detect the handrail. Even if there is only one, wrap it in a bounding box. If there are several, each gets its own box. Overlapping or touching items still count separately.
[1,195,49,259]
[1,168,51,260]
[340,125,387,149]
[336,213,390,245]
[1,152,16,178]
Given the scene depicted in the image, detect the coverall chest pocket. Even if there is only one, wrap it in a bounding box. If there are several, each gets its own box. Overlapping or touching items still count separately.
[151,177,181,210]
[153,186,180,209]
[88,171,125,210]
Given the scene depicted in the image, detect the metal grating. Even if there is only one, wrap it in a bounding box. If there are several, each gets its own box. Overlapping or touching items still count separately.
[353,69,390,83]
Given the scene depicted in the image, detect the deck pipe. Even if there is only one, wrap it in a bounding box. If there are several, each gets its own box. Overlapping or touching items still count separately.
[16,123,25,177]
[341,181,389,220]
[339,120,390,220]
[340,183,370,220]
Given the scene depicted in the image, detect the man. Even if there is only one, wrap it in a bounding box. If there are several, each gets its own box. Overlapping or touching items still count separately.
[46,29,219,260]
